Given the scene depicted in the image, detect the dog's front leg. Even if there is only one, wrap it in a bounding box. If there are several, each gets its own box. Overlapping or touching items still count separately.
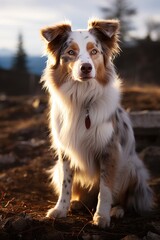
[93,174,112,228]
[93,147,118,228]
[47,159,73,219]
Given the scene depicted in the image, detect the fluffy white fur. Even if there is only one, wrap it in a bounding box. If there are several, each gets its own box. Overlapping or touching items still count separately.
[40,19,154,228]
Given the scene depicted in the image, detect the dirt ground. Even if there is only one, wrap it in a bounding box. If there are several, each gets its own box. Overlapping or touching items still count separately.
[0,86,160,240]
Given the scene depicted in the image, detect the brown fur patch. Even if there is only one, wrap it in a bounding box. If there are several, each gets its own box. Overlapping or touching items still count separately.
[88,19,120,58]
[41,23,71,68]
[86,42,110,85]
[95,60,108,85]
[87,42,95,51]
[69,42,80,52]
[50,62,70,87]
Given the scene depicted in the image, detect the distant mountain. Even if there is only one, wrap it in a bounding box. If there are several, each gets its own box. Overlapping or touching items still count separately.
[27,56,47,75]
[0,50,47,75]
[0,56,13,70]
[0,48,14,56]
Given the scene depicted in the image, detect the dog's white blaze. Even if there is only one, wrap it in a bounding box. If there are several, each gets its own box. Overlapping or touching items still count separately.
[69,31,97,80]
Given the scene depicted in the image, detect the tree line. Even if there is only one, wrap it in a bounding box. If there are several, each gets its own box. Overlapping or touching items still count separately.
[11,0,160,85]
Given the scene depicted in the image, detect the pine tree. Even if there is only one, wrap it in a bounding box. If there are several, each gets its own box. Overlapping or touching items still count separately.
[12,33,28,72]
[101,0,136,42]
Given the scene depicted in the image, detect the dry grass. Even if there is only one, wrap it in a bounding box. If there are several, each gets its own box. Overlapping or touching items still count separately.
[122,84,160,111]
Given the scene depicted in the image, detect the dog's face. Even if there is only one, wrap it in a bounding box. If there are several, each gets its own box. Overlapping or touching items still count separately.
[41,19,119,86]
[59,30,100,81]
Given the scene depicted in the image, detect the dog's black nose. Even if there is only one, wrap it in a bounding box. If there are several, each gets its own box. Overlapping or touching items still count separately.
[80,63,92,74]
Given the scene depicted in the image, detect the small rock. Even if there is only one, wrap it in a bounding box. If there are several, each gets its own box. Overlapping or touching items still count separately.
[82,233,91,240]
[121,235,141,240]
[143,232,160,240]
[19,212,32,220]
[148,222,160,235]
[12,217,27,231]
[0,153,16,165]
[2,214,32,232]
[2,217,14,231]
[46,232,64,240]
[92,235,102,240]
[82,233,101,240]
[0,232,10,240]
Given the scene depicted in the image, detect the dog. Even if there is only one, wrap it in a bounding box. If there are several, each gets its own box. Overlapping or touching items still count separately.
[40,19,153,228]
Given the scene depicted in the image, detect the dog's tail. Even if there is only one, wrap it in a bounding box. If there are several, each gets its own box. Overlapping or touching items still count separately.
[126,154,154,214]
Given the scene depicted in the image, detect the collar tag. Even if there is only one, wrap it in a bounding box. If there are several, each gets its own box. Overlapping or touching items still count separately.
[85,109,91,129]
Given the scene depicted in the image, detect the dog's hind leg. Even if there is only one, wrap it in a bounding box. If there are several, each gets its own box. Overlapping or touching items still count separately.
[110,205,124,218]
[126,154,154,214]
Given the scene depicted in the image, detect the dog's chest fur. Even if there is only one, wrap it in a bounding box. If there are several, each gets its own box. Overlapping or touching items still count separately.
[50,77,120,174]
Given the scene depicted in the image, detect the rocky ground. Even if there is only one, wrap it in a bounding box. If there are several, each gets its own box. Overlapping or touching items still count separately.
[0,86,160,240]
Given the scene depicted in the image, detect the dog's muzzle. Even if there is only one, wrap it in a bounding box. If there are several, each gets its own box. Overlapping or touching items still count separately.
[79,63,93,80]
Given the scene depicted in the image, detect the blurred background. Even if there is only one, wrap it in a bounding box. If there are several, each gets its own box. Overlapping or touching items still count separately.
[0,0,160,95]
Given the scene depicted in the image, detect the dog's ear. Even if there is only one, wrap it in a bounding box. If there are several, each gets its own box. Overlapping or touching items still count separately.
[88,19,120,56]
[40,22,71,67]
[88,19,119,38]
[41,22,71,43]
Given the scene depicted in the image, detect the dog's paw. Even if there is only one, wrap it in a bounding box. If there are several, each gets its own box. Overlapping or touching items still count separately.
[110,206,124,219]
[93,212,110,229]
[46,207,67,219]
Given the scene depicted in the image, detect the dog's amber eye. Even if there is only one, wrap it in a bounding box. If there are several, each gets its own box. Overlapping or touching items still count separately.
[68,50,75,55]
[91,49,97,55]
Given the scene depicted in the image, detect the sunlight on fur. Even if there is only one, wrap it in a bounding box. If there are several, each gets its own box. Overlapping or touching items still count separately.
[40,18,154,229]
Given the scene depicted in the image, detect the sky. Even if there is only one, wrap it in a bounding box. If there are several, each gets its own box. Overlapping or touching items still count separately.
[0,0,160,56]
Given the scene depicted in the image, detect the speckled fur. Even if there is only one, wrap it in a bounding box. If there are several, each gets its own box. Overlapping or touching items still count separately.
[40,19,153,228]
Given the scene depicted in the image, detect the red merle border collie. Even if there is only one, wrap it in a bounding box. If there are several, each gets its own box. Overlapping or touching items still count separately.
[40,19,153,228]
